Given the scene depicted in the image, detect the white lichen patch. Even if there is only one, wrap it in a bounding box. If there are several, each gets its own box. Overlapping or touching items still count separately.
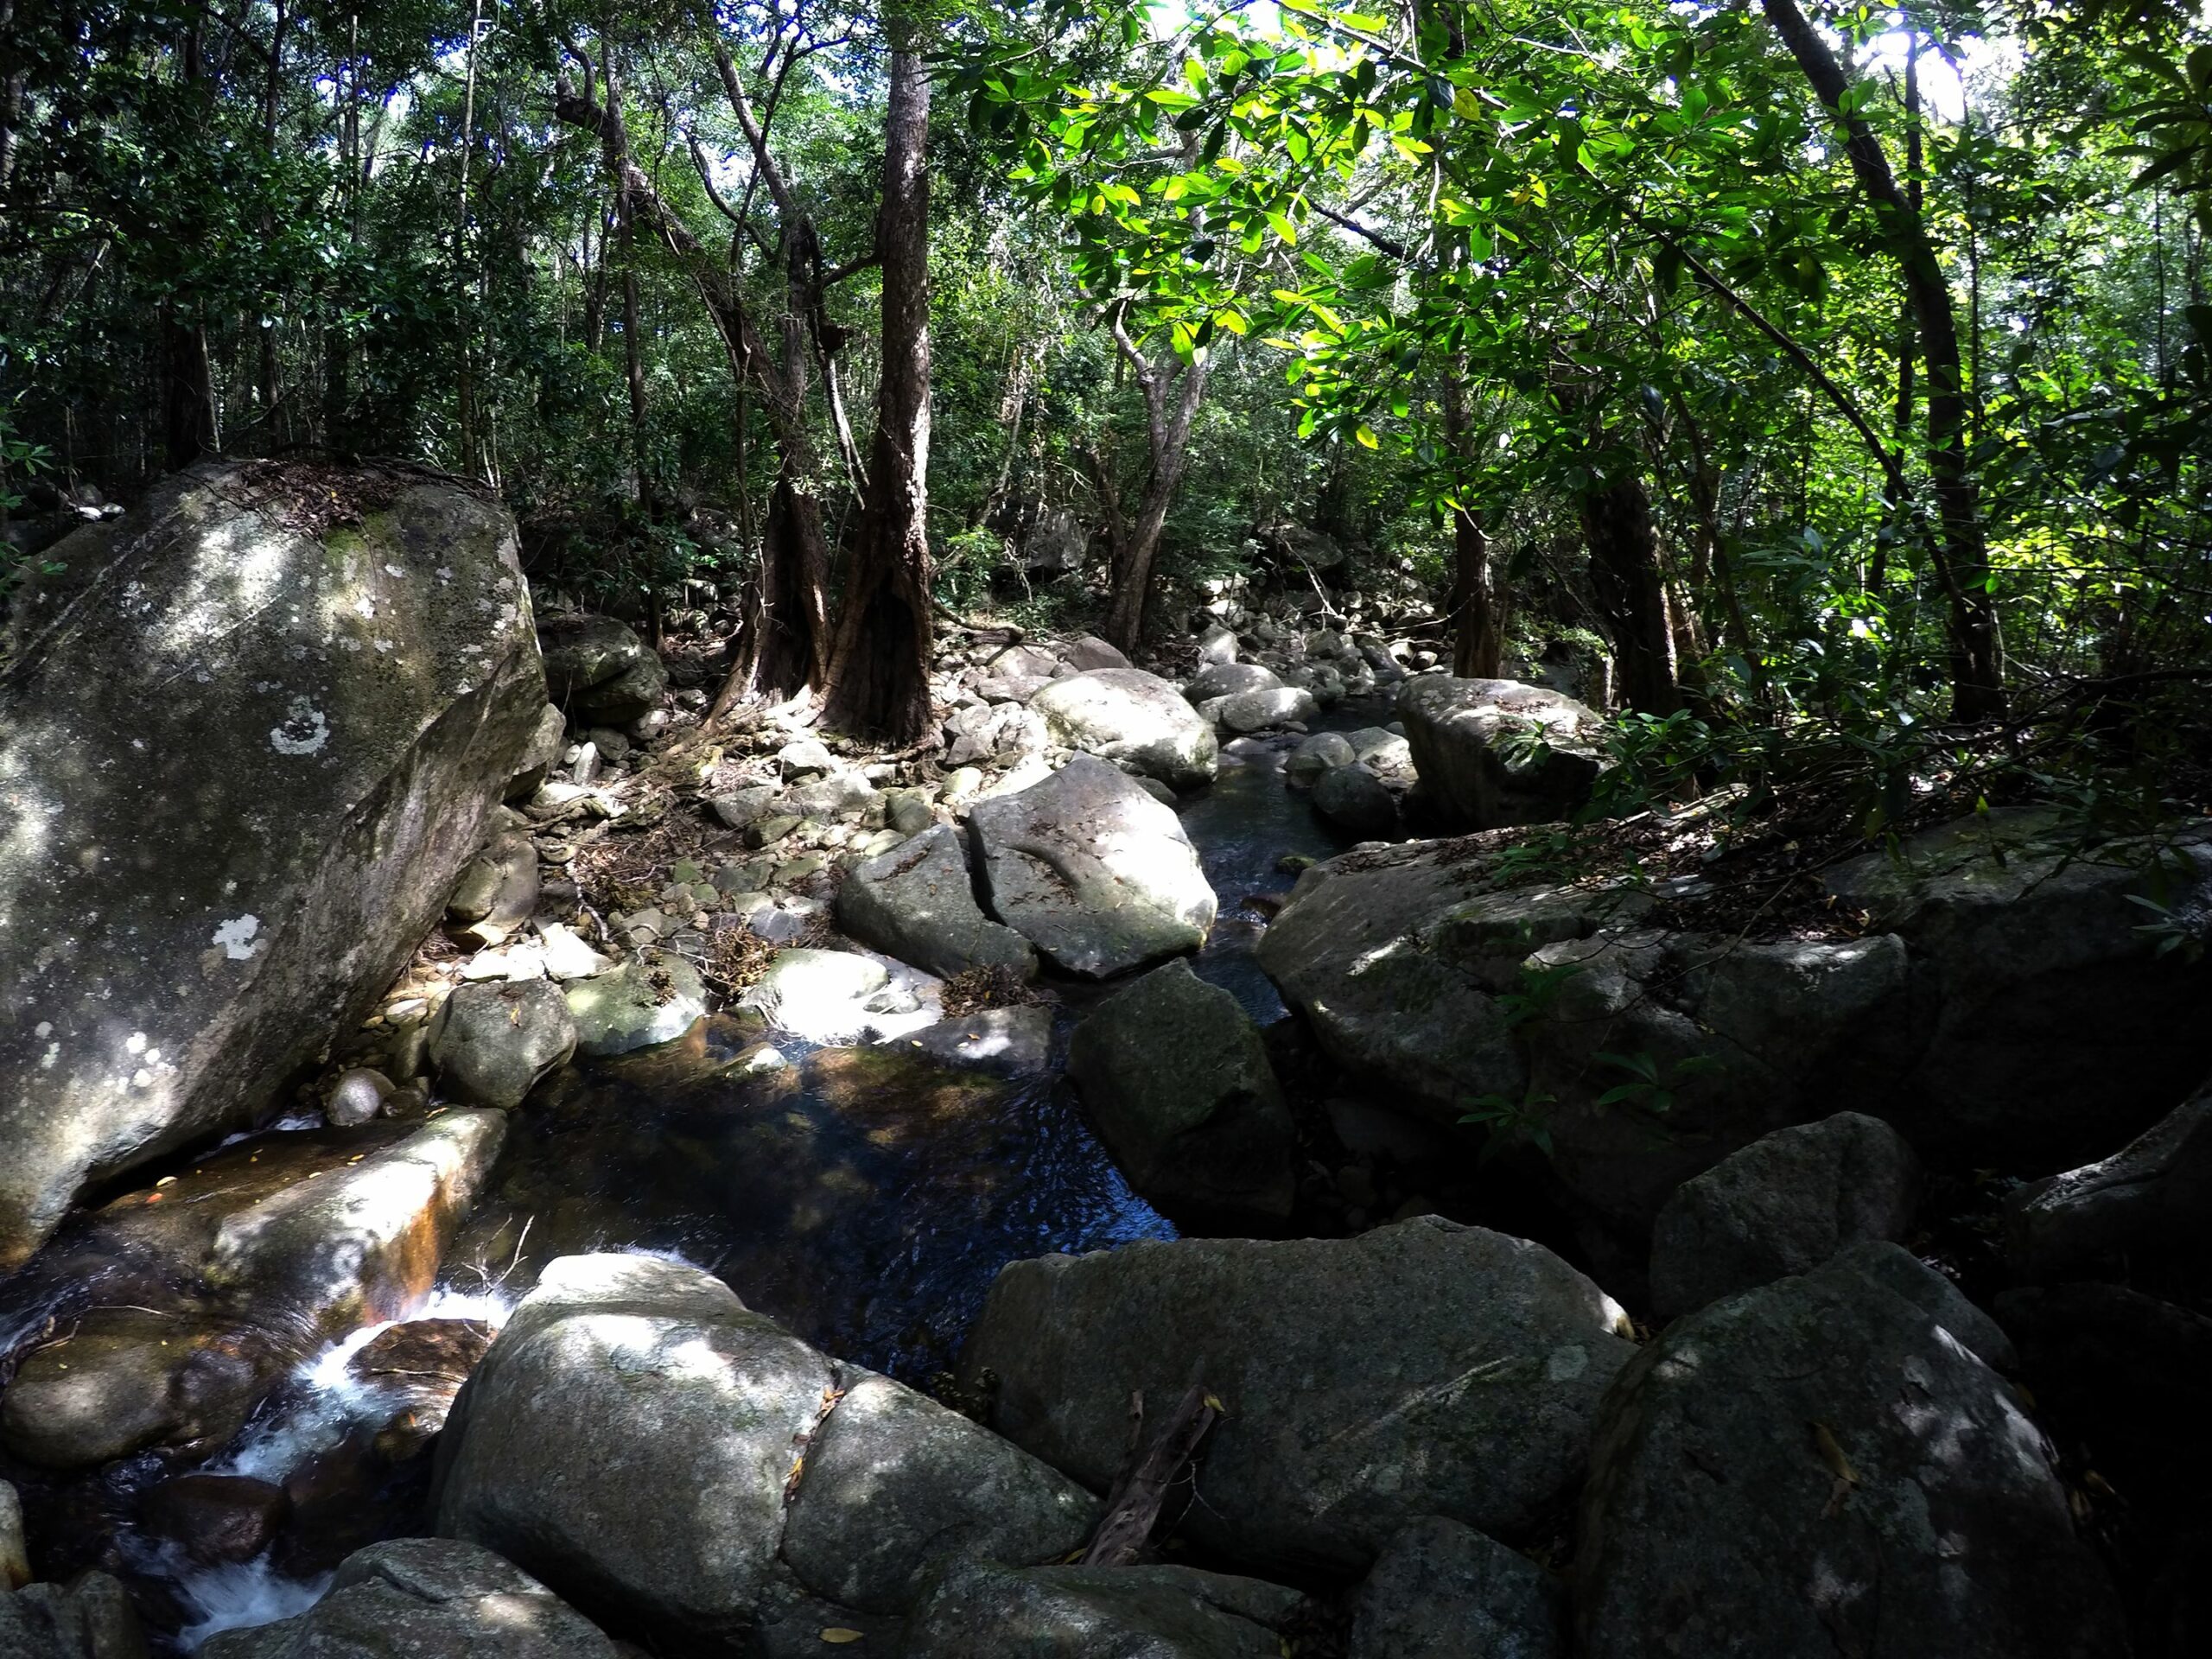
[213,914,262,960]
[384,563,407,577]
[269,697,330,756]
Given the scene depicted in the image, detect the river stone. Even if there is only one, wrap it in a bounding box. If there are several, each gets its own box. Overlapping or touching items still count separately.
[970,755,1217,978]
[836,825,1037,982]
[962,1217,1636,1573]
[944,702,1049,769]
[1217,685,1319,734]
[436,1254,1105,1643]
[2005,1077,2212,1285]
[1350,1516,1564,1659]
[0,460,545,1271]
[1648,1112,1922,1321]
[0,1571,144,1659]
[504,702,569,803]
[1821,1239,2017,1372]
[1067,960,1296,1226]
[325,1066,395,1128]
[538,614,665,726]
[1313,763,1398,836]
[444,832,539,949]
[744,948,891,1041]
[1825,812,2212,1171]
[141,1472,289,1567]
[904,1560,1306,1659]
[1185,660,1280,702]
[909,1006,1056,1077]
[428,981,575,1110]
[200,1537,619,1659]
[1286,730,1356,785]
[563,950,706,1057]
[1062,635,1132,671]
[1395,676,1605,830]
[1032,668,1220,788]
[1576,1251,2126,1659]
[779,1373,1098,1614]
[709,784,780,831]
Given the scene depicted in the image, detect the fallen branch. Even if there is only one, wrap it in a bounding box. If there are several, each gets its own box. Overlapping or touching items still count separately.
[1080,1377,1222,1567]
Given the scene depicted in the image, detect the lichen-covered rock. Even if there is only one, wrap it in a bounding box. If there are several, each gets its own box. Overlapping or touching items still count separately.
[429,982,575,1109]
[1648,1112,1922,1320]
[962,1217,1635,1573]
[0,1570,145,1659]
[904,1560,1305,1659]
[1577,1251,2124,1659]
[1067,961,1296,1226]
[0,460,544,1268]
[199,1538,618,1659]
[836,824,1036,982]
[537,613,664,724]
[970,756,1217,978]
[435,1255,1103,1646]
[1395,676,1605,830]
[563,950,706,1057]
[1032,668,1219,788]
[1350,1517,1564,1659]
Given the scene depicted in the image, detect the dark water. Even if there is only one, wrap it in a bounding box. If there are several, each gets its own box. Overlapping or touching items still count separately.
[445,1018,1172,1382]
[1179,702,1386,1023]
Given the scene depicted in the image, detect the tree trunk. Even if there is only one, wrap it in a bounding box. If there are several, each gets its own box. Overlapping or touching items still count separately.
[1581,473,1681,715]
[820,25,934,742]
[1102,323,1208,654]
[1441,363,1500,678]
[1763,0,2005,720]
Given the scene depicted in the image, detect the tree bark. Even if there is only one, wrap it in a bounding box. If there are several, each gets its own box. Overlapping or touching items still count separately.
[1101,310,1207,653]
[1763,0,2005,720]
[820,23,935,742]
[1441,365,1500,678]
[1582,472,1681,715]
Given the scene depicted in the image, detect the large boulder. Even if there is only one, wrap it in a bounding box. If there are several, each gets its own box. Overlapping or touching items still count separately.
[1032,668,1219,788]
[904,1560,1305,1659]
[427,980,575,1109]
[1395,677,1605,830]
[970,756,1217,978]
[836,824,1038,982]
[1313,763,1398,837]
[1067,960,1297,1227]
[2004,1080,2212,1284]
[961,1217,1636,1573]
[1350,1517,1564,1659]
[1216,685,1319,734]
[1824,812,2212,1170]
[0,1571,144,1659]
[1648,1112,1922,1321]
[199,1538,618,1659]
[1576,1250,2125,1659]
[1185,660,1279,702]
[435,1255,1098,1646]
[536,613,665,725]
[0,460,545,1268]
[0,1110,505,1468]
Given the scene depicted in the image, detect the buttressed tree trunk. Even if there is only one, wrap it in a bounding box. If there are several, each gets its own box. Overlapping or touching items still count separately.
[1763,0,2005,721]
[1582,471,1681,716]
[820,22,935,742]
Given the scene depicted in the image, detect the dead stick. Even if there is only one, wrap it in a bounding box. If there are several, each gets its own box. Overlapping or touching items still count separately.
[1081,1379,1221,1567]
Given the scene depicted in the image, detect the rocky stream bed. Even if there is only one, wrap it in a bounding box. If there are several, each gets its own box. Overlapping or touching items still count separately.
[3,461,2210,1658]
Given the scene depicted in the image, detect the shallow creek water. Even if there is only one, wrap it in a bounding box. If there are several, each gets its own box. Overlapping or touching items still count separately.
[0,703,1386,1649]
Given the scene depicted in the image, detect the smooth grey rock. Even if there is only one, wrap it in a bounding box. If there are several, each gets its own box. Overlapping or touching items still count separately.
[0,1571,145,1659]
[199,1538,616,1659]
[445,834,539,948]
[538,614,648,709]
[974,643,1064,702]
[1134,774,1178,804]
[1068,961,1296,1225]
[1821,1239,2017,1372]
[1825,812,2212,1170]
[1217,685,1318,734]
[962,1217,1634,1573]
[836,825,1037,982]
[1313,763,1398,836]
[1285,731,1356,785]
[1395,677,1605,830]
[970,756,1217,978]
[1033,669,1219,788]
[944,702,1049,768]
[1061,635,1132,672]
[1649,1112,1922,1320]
[883,787,935,836]
[436,1255,1101,1643]
[905,1560,1304,1659]
[1185,661,1280,702]
[563,950,706,1057]
[777,738,836,779]
[2005,1077,2212,1283]
[569,656,664,726]
[326,1067,395,1128]
[1577,1251,2125,1659]
[1350,1517,1563,1659]
[709,785,780,831]
[743,949,890,1039]
[429,982,575,1110]
[780,1374,1097,1614]
[1195,625,1241,666]
[0,461,545,1269]
[505,702,569,803]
